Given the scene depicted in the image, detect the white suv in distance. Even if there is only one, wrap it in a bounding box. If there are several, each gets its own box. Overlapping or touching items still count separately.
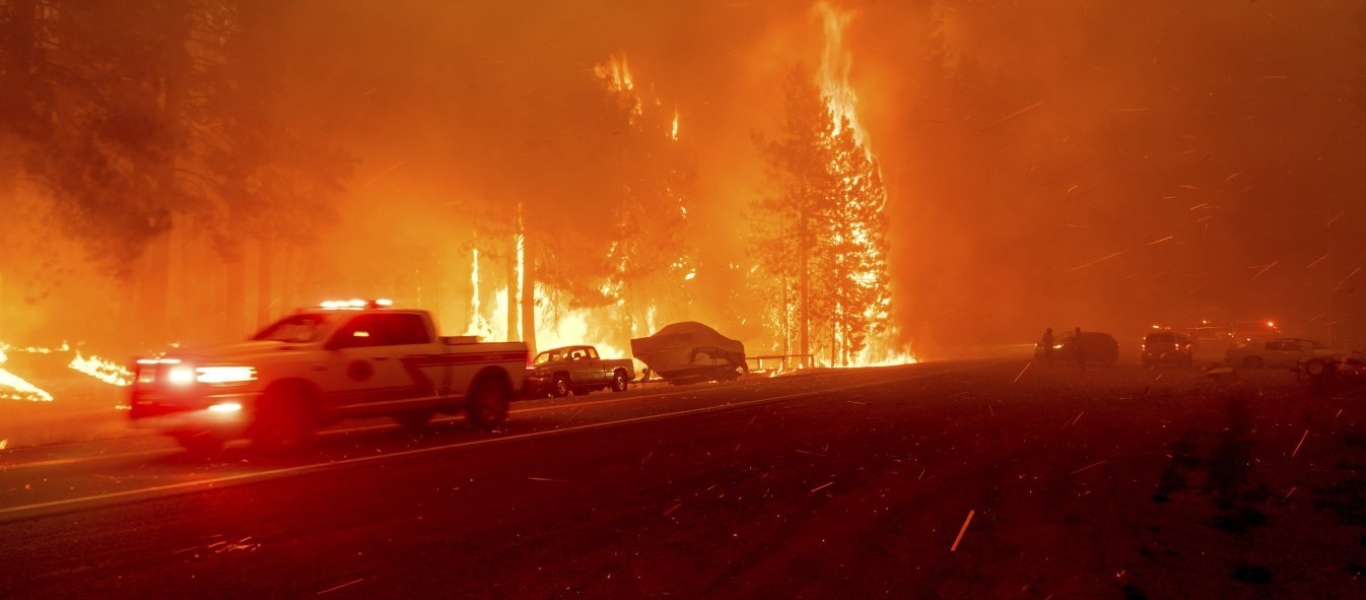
[1225,337,1342,370]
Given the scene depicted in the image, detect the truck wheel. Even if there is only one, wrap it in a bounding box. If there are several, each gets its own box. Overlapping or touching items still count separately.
[251,389,315,452]
[173,432,223,456]
[552,374,570,398]
[1304,359,1333,377]
[395,410,433,432]
[467,377,510,430]
[610,370,628,392]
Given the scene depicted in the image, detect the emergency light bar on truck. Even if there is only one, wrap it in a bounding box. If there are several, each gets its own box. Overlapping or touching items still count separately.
[318,298,393,310]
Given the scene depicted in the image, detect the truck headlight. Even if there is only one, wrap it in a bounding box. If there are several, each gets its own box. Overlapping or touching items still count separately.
[167,365,196,386]
[196,366,257,384]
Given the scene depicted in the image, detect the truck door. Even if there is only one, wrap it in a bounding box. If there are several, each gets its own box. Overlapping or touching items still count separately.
[322,312,436,418]
[568,347,595,385]
[582,346,605,384]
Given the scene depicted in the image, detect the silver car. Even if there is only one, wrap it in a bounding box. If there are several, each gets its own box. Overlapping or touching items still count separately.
[1225,337,1341,369]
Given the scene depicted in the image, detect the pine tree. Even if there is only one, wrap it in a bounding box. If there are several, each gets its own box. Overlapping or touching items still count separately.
[752,65,890,366]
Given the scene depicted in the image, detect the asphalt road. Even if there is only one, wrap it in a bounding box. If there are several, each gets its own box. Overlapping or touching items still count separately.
[1,359,1354,598]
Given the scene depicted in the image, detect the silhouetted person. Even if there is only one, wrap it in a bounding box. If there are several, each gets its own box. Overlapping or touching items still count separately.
[1075,326,1085,371]
[1039,328,1054,365]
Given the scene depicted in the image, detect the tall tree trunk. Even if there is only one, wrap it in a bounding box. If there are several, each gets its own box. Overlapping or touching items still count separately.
[799,211,810,369]
[781,269,790,369]
[520,231,537,356]
[256,237,274,328]
[166,214,189,341]
[223,256,245,339]
[140,7,192,346]
[505,236,519,341]
[138,232,171,346]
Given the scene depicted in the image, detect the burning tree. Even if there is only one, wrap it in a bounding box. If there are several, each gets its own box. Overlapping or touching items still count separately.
[595,56,698,342]
[752,65,889,366]
[459,54,696,356]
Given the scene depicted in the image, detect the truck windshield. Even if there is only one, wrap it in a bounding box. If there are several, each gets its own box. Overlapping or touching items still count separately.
[533,349,567,365]
[252,313,340,343]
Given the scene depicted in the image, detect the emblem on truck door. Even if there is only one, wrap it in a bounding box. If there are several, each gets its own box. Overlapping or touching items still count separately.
[346,359,374,382]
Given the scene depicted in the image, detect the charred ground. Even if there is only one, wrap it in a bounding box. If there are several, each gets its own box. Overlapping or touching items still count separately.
[3,360,1366,597]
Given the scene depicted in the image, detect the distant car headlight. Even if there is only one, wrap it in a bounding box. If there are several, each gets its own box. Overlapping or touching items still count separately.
[195,366,257,384]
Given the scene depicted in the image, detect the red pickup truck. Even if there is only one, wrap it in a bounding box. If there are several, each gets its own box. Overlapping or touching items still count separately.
[525,345,634,397]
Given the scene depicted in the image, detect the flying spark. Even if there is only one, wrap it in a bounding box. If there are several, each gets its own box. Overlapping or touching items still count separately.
[1292,429,1309,458]
[1250,260,1278,280]
[1334,267,1361,290]
[981,101,1044,131]
[950,510,975,552]
[1069,250,1128,271]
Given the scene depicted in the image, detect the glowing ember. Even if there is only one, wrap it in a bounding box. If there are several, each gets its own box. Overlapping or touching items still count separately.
[68,352,134,387]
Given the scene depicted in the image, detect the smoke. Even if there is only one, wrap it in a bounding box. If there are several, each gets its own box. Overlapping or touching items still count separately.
[5,0,1366,365]
[845,0,1366,355]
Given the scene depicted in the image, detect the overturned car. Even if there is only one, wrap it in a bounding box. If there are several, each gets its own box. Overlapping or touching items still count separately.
[630,322,747,384]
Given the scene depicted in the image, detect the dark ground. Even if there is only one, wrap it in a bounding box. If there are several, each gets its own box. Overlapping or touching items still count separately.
[2,359,1366,598]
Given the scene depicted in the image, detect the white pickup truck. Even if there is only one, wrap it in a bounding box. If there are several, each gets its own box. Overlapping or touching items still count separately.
[129,300,528,453]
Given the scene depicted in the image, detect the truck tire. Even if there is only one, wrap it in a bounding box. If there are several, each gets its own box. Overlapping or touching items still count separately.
[1304,359,1333,377]
[610,370,628,393]
[467,376,510,430]
[251,387,315,452]
[552,374,571,398]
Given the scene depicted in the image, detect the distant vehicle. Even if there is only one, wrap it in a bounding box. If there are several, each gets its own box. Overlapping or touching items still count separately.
[1299,354,1351,378]
[1036,330,1118,366]
[630,322,747,384]
[129,300,528,453]
[1303,355,1366,392]
[1225,337,1343,369]
[525,345,635,398]
[1184,321,1283,364]
[1142,330,1193,366]
[1187,320,1282,344]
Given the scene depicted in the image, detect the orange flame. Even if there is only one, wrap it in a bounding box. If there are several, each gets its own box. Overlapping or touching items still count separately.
[68,352,134,387]
[814,1,912,368]
[0,345,55,402]
[468,284,634,361]
[816,1,868,148]
[464,247,494,338]
[594,55,643,123]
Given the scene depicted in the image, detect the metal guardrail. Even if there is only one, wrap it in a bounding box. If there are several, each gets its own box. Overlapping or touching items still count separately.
[746,354,814,372]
